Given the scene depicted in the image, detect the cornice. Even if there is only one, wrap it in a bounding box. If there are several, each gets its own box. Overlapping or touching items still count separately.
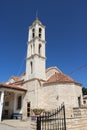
[29,21,45,29]
[26,54,46,60]
[27,37,46,44]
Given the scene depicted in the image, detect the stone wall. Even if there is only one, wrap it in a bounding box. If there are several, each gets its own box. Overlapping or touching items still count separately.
[73,107,87,118]
[22,79,41,120]
[66,117,87,130]
[66,107,87,130]
[22,77,83,119]
[39,83,83,115]
[3,92,14,117]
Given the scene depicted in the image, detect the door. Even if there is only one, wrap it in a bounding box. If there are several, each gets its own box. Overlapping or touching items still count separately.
[78,96,81,107]
[27,102,30,117]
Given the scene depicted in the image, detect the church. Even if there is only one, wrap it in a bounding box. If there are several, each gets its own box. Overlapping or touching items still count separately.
[0,19,83,121]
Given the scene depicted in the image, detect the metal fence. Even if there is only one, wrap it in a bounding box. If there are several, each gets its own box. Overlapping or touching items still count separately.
[37,103,66,130]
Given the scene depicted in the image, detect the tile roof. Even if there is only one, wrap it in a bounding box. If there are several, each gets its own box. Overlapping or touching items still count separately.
[13,79,24,85]
[44,72,81,85]
[10,76,21,82]
[8,76,25,85]
[0,83,27,92]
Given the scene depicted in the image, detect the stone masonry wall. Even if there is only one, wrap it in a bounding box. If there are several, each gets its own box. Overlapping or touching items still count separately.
[66,108,87,130]
[39,83,83,116]
[66,117,87,130]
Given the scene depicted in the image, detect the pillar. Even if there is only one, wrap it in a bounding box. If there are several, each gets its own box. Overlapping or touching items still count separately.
[13,93,17,113]
[0,90,4,121]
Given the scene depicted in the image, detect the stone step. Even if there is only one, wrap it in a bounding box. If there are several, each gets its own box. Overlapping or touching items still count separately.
[30,121,37,130]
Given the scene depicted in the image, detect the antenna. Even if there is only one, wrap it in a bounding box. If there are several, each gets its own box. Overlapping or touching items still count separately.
[36,9,38,20]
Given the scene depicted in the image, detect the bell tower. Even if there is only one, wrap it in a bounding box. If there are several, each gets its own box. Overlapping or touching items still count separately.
[26,19,46,80]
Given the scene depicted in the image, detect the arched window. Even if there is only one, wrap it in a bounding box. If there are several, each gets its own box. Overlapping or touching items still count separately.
[17,96,22,109]
[31,45,32,55]
[39,28,42,38]
[38,44,42,55]
[33,44,35,54]
[30,61,33,74]
[32,28,35,38]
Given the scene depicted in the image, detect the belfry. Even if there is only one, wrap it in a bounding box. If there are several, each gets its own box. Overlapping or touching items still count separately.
[26,19,46,80]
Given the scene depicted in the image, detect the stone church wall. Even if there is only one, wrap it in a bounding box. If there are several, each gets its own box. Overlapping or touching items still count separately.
[22,79,41,119]
[38,83,83,116]
[22,78,83,119]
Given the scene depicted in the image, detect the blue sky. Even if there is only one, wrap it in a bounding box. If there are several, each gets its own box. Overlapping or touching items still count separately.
[0,0,87,87]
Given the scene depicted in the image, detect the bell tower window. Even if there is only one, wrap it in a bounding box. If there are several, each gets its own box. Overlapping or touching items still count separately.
[32,28,35,38]
[31,45,32,55]
[31,45,33,55]
[33,44,35,54]
[30,61,33,74]
[38,44,42,55]
[39,28,42,38]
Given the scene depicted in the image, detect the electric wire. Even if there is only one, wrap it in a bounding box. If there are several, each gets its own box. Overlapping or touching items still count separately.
[17,51,27,76]
[70,64,87,75]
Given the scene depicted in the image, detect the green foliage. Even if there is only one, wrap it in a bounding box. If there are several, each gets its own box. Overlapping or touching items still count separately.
[82,87,87,95]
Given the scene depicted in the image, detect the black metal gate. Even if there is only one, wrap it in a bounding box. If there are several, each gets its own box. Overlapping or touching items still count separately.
[37,104,66,130]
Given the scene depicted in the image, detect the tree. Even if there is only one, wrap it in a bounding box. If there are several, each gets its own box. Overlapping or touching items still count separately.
[82,87,87,95]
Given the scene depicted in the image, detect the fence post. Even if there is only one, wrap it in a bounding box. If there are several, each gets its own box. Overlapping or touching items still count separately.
[63,105,66,130]
[37,116,41,130]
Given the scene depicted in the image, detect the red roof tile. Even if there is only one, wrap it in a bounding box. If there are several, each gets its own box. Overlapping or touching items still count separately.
[44,72,81,85]
[0,83,27,92]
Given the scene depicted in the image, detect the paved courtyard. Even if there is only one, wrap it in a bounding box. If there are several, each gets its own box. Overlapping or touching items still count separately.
[0,120,32,130]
